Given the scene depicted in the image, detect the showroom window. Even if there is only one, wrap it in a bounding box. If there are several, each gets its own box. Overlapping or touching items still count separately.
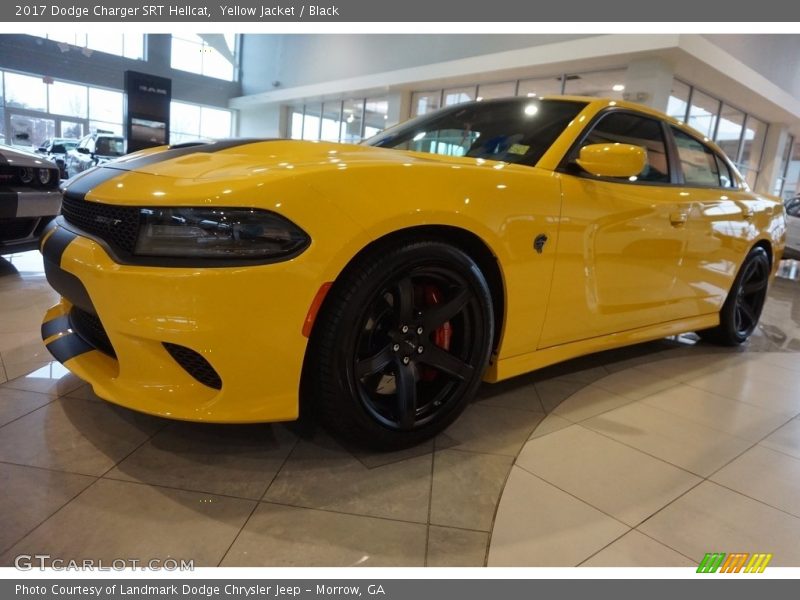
[666,80,691,123]
[288,97,389,143]
[45,33,145,60]
[411,68,626,117]
[170,101,234,143]
[773,136,799,201]
[171,34,238,81]
[0,69,124,146]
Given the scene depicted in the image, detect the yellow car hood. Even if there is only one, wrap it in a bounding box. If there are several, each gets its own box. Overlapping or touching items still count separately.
[97,139,444,181]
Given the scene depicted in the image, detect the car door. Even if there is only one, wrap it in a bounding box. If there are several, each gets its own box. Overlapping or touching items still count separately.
[668,127,757,314]
[540,110,693,348]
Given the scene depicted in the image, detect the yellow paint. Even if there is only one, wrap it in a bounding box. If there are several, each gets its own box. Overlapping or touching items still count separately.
[44,97,786,422]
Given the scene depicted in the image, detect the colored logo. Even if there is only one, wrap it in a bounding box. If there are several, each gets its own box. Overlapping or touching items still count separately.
[697,552,772,573]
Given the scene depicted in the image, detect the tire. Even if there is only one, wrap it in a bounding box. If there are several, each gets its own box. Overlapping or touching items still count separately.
[698,246,770,346]
[306,239,494,449]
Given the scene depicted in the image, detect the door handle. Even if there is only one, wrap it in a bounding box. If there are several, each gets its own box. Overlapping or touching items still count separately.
[669,212,688,226]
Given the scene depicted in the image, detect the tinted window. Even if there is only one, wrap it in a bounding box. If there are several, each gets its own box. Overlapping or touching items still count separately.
[714,153,736,188]
[582,112,670,183]
[786,198,800,218]
[366,99,587,167]
[672,127,724,187]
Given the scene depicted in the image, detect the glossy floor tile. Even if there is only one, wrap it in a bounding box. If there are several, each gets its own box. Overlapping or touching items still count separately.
[221,503,427,567]
[638,481,800,566]
[488,466,629,566]
[2,250,800,567]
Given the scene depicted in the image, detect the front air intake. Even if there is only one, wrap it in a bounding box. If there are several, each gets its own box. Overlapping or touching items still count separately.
[163,343,222,390]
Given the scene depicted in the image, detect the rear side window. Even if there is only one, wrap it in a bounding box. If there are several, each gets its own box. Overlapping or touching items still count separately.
[581,112,670,183]
[672,127,731,188]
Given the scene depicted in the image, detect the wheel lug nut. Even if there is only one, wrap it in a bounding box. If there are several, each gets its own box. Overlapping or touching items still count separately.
[401,325,409,333]
[417,346,424,354]
[402,356,410,365]
[417,327,423,334]
[392,344,400,352]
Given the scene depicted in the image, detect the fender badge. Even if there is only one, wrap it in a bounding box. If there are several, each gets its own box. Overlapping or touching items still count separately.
[534,233,548,254]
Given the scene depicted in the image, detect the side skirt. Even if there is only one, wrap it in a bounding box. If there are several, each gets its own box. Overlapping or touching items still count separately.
[485,312,719,382]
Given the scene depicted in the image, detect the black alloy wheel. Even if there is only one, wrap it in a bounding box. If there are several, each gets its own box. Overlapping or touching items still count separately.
[699,246,771,346]
[307,239,494,449]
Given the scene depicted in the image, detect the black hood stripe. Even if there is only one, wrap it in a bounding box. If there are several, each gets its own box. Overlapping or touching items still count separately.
[63,138,272,201]
[114,138,268,172]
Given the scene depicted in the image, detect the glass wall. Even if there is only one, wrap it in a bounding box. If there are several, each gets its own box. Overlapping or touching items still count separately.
[410,68,626,117]
[0,69,123,147]
[288,97,388,143]
[171,34,237,81]
[45,33,144,60]
[773,137,799,202]
[0,69,233,149]
[170,101,234,143]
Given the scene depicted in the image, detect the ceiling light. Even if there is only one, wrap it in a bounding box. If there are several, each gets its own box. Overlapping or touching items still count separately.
[612,84,625,92]
[526,92,537,97]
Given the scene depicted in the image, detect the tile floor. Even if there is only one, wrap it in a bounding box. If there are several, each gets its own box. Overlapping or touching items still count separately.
[0,250,799,567]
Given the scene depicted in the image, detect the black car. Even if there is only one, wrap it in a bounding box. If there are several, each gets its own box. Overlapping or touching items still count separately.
[0,144,61,253]
[65,132,125,178]
[36,137,79,179]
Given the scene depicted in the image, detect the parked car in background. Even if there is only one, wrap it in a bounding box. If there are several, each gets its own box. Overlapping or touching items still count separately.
[0,144,61,253]
[37,138,79,179]
[785,196,800,259]
[65,131,125,178]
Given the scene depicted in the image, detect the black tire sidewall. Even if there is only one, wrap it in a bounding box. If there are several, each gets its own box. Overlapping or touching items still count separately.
[718,246,770,344]
[314,240,494,448]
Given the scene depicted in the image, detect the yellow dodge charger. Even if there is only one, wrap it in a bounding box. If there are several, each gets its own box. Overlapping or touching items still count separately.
[40,97,785,447]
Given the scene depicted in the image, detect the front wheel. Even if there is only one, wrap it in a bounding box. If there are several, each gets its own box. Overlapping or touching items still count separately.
[307,239,494,449]
[698,246,770,346]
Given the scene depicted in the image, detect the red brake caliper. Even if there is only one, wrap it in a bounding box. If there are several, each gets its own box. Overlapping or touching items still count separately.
[421,285,452,381]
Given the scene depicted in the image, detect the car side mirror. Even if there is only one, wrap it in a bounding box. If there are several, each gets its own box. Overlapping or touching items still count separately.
[76,147,90,154]
[575,143,647,178]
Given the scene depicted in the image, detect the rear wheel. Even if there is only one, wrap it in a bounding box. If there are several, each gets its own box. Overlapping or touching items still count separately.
[308,239,494,449]
[698,246,770,346]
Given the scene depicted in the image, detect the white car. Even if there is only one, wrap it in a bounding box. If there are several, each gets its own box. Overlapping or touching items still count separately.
[786,197,800,260]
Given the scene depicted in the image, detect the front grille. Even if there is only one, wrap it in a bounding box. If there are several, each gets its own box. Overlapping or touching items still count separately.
[61,194,141,254]
[69,306,116,358]
[163,343,222,390]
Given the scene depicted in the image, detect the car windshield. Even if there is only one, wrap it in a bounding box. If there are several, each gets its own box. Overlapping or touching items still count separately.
[365,98,587,166]
[96,138,124,156]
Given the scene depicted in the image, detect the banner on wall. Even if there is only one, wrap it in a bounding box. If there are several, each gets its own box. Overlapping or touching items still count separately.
[124,70,171,153]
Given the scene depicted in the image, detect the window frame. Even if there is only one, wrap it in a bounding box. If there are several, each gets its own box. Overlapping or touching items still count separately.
[558,107,743,191]
[558,107,679,187]
[669,125,743,191]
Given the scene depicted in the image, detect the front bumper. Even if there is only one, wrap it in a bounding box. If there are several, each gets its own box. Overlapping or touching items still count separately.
[0,189,61,252]
[40,216,313,423]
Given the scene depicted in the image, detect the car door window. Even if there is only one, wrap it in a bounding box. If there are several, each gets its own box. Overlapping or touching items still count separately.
[714,153,736,188]
[581,112,670,183]
[786,199,800,218]
[672,127,726,187]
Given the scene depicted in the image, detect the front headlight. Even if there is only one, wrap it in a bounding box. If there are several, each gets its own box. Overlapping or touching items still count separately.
[134,207,310,260]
